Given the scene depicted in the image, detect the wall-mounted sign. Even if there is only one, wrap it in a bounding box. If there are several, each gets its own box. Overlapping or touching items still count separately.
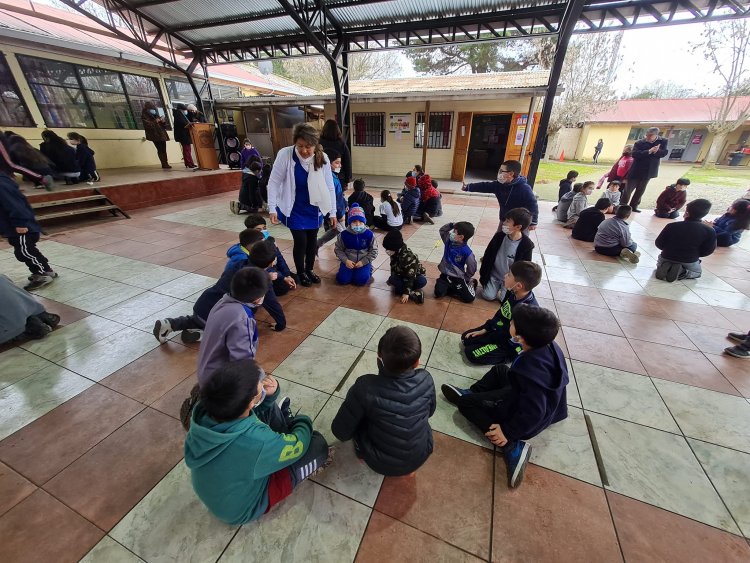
[691,134,703,144]
[389,113,411,133]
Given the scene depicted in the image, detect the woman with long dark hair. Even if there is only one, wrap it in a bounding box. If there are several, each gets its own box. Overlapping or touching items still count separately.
[710,199,750,247]
[267,123,336,286]
[4,131,54,188]
[66,132,100,183]
[40,130,80,184]
[141,101,171,169]
[319,119,351,188]
[373,189,403,231]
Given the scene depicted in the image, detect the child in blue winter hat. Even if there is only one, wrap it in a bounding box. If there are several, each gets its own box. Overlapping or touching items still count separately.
[335,204,379,286]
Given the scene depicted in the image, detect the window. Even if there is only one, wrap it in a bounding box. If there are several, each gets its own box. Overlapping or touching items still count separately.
[17,55,167,130]
[414,112,453,149]
[165,78,200,105]
[627,127,649,144]
[0,53,34,127]
[353,112,385,147]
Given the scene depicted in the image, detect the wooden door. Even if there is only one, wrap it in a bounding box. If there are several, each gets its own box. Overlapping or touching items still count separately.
[522,112,541,177]
[451,112,473,181]
[505,113,527,162]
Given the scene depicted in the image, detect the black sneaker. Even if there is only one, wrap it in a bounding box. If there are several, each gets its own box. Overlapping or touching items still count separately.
[724,345,750,359]
[422,212,434,224]
[23,315,52,340]
[180,384,201,432]
[632,208,642,213]
[279,396,292,420]
[505,441,532,488]
[37,311,61,329]
[181,329,202,343]
[306,270,321,284]
[410,290,425,304]
[298,272,312,287]
[153,319,173,344]
[441,383,470,406]
[727,332,747,344]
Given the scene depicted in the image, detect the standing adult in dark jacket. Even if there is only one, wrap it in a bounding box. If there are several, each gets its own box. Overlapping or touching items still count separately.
[623,127,668,212]
[142,101,171,169]
[462,160,538,228]
[172,104,196,169]
[331,326,436,477]
[39,130,79,184]
[319,119,352,188]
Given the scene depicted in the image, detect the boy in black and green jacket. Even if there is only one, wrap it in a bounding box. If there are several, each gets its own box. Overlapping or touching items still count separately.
[184,360,331,525]
[382,229,427,304]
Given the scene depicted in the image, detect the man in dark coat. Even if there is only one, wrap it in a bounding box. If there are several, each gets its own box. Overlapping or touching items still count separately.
[623,127,668,212]
[462,160,538,229]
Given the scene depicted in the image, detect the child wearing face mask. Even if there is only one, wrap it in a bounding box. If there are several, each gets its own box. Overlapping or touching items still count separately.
[244,214,298,295]
[460,261,541,365]
[335,204,379,286]
[478,208,534,302]
[317,149,348,249]
[331,326,435,476]
[564,181,594,228]
[443,305,568,489]
[382,229,426,304]
[399,176,420,224]
[434,221,478,302]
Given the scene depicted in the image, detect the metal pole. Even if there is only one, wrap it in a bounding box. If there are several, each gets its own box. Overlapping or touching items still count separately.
[526,0,587,185]
[421,101,430,171]
[519,95,537,167]
[200,58,228,167]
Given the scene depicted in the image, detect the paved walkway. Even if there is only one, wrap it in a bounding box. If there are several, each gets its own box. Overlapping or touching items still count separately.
[1,191,749,562]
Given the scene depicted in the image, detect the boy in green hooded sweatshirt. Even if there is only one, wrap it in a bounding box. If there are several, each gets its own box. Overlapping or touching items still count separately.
[184,359,331,525]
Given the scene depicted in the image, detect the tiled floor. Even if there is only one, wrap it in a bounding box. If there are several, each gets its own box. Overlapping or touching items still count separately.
[2,190,750,563]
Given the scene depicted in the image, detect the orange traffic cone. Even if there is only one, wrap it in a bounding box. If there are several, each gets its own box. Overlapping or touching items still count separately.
[559,150,565,162]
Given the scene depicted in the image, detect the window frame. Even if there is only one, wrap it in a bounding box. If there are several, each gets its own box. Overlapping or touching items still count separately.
[0,52,35,127]
[352,112,385,147]
[16,54,168,130]
[414,111,454,149]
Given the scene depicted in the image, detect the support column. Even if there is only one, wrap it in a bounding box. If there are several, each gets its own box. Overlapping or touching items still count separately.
[519,95,537,167]
[526,0,587,185]
[200,58,227,166]
[421,101,431,171]
[330,44,351,145]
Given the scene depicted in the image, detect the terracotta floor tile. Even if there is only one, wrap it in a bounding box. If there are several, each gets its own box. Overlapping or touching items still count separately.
[441,302,489,334]
[598,290,669,318]
[139,247,197,266]
[100,342,198,404]
[0,489,103,563]
[723,276,750,297]
[556,301,623,336]
[31,297,90,327]
[0,462,36,518]
[0,385,143,485]
[374,432,493,559]
[550,281,608,308]
[656,300,739,330]
[356,511,482,563]
[706,354,750,398]
[612,311,696,349]
[256,328,309,373]
[96,240,161,260]
[43,408,185,531]
[163,253,225,273]
[493,465,622,563]
[281,297,337,333]
[632,340,740,395]
[149,376,197,420]
[675,322,740,356]
[296,280,355,305]
[562,327,646,375]
[607,491,750,563]
[389,297,449,330]
[344,286,396,316]
[192,261,228,278]
[713,306,750,331]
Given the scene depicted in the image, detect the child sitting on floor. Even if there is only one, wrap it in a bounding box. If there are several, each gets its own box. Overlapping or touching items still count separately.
[399,176,420,224]
[461,261,541,365]
[435,221,477,303]
[442,304,568,489]
[594,205,640,264]
[654,178,689,219]
[478,208,534,302]
[655,198,716,281]
[373,189,403,231]
[185,359,331,525]
[564,181,594,228]
[244,214,298,295]
[335,204,378,286]
[555,183,581,222]
[331,326,435,476]
[382,229,426,304]
[572,198,612,242]
[601,180,621,211]
[709,199,750,247]
[347,179,375,226]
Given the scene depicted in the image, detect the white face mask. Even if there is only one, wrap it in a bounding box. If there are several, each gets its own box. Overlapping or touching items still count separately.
[333,166,341,173]
[497,172,511,183]
[295,147,314,164]
[501,225,514,235]
[386,250,396,256]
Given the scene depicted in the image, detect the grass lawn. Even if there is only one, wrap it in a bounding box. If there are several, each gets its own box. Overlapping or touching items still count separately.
[534,160,750,212]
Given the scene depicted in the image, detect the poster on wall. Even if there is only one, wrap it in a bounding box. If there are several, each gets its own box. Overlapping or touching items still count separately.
[389,113,411,133]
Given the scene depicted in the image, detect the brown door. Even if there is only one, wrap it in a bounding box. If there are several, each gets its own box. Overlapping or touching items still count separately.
[451,112,473,181]
[505,113,527,162]
[522,112,541,177]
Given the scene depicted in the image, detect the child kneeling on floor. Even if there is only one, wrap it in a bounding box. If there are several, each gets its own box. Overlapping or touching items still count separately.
[331,326,436,476]
[335,204,378,286]
[442,305,568,488]
[435,221,478,303]
[655,198,716,282]
[244,214,298,296]
[185,359,331,525]
[462,261,541,365]
[382,229,426,304]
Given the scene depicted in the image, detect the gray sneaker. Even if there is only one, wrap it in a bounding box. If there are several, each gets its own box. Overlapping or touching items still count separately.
[24,274,55,291]
[422,212,434,225]
[619,248,639,264]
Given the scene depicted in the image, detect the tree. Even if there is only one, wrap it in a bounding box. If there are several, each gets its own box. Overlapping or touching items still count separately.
[627,79,701,99]
[545,32,623,160]
[691,19,750,168]
[270,52,400,91]
[405,39,554,75]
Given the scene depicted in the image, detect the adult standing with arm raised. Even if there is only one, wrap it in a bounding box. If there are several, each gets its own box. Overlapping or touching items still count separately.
[267,123,337,287]
[461,160,538,230]
[319,119,352,188]
[141,101,171,169]
[622,127,668,213]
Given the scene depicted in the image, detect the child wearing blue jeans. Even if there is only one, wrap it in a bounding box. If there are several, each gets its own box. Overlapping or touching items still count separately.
[335,204,378,286]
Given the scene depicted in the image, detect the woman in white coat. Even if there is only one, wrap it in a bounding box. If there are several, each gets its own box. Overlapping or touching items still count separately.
[268,123,337,286]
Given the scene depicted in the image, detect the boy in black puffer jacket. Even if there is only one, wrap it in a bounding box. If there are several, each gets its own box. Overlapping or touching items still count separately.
[331,326,436,476]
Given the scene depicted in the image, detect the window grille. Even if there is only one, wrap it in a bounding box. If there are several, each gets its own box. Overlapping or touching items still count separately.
[0,53,34,127]
[353,112,385,147]
[414,112,454,149]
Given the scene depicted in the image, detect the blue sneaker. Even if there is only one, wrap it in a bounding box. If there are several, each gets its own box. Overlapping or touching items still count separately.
[504,441,532,488]
[441,384,470,406]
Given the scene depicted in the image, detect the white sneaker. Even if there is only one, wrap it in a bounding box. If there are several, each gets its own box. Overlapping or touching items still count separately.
[153,319,173,344]
[620,248,640,264]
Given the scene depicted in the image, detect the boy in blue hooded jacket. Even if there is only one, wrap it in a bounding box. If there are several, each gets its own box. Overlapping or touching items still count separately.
[335,204,378,286]
[442,305,568,489]
[185,359,331,525]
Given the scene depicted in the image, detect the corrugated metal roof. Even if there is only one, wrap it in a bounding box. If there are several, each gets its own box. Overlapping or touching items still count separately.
[589,98,750,124]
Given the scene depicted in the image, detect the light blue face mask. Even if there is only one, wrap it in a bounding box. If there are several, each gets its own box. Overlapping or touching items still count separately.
[352,224,366,233]
[449,231,457,242]
[149,109,157,115]
[261,229,270,240]
[182,110,188,116]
